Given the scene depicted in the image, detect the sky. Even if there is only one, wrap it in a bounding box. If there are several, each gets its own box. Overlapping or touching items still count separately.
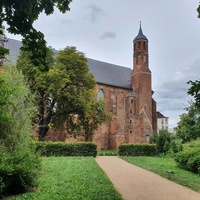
[4,0,200,128]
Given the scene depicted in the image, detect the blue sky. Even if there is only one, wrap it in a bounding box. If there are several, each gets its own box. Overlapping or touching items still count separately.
[5,0,200,128]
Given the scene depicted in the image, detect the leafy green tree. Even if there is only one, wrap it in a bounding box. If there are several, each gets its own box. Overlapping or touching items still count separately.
[197,3,200,18]
[17,46,110,141]
[0,26,9,65]
[151,130,172,154]
[0,0,72,71]
[187,80,200,109]
[176,102,200,142]
[151,130,182,155]
[0,64,41,195]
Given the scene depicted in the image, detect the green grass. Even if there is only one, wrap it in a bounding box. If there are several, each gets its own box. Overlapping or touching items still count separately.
[6,157,122,200]
[121,156,200,192]
[97,149,118,156]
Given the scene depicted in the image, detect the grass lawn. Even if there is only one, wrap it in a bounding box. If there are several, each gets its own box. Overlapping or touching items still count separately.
[121,156,200,192]
[6,157,122,200]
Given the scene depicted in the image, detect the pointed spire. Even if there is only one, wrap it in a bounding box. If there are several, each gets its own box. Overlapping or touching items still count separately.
[133,22,148,42]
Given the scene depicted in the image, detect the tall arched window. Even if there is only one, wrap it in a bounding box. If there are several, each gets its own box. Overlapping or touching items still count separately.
[97,89,104,99]
[138,41,141,49]
[143,42,146,50]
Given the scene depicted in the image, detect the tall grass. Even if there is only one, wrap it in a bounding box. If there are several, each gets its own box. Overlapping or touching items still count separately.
[6,157,122,200]
[122,156,200,192]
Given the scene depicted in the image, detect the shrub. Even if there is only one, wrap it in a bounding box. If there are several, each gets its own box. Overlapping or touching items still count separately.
[35,142,97,157]
[118,144,157,156]
[151,130,182,155]
[0,64,41,196]
[175,139,200,174]
[0,146,41,195]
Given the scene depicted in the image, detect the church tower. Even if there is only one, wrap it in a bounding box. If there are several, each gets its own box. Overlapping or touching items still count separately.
[131,23,153,142]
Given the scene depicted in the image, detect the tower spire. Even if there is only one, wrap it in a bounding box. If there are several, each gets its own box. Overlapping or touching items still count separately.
[133,22,148,42]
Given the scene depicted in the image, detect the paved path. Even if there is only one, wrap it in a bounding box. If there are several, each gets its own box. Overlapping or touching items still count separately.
[95,156,200,200]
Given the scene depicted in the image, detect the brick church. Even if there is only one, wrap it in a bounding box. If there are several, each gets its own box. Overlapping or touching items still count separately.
[90,25,157,149]
[5,24,157,150]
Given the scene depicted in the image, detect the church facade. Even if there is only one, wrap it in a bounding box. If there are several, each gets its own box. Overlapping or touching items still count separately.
[89,25,157,149]
[5,25,157,150]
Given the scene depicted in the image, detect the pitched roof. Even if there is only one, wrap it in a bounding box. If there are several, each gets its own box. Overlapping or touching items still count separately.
[5,38,132,89]
[157,111,168,118]
[88,58,132,89]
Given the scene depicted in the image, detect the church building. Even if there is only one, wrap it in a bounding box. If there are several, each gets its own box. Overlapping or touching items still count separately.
[89,25,157,149]
[5,24,157,150]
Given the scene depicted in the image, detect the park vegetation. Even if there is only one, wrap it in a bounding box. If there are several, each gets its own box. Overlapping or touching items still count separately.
[0,1,200,198]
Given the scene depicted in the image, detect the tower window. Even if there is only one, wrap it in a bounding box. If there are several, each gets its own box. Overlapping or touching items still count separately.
[138,41,140,49]
[143,42,146,50]
[130,110,132,113]
[131,99,133,103]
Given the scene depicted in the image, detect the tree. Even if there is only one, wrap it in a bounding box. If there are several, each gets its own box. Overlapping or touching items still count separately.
[0,26,9,66]
[17,46,110,141]
[0,0,72,71]
[187,80,200,109]
[197,3,200,18]
[176,102,200,142]
[0,64,41,195]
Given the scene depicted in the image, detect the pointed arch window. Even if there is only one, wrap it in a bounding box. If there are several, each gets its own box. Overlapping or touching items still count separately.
[138,41,141,49]
[143,42,146,50]
[97,89,104,100]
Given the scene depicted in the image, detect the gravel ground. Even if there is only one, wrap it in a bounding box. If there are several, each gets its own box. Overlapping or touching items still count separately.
[95,156,200,200]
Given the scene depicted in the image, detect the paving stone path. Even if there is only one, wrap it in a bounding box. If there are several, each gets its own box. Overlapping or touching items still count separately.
[95,156,200,200]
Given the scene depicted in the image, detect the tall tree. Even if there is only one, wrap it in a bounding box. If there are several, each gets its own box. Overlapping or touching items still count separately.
[176,102,200,142]
[0,0,72,71]
[0,26,9,66]
[0,64,41,195]
[187,80,200,109]
[17,46,110,141]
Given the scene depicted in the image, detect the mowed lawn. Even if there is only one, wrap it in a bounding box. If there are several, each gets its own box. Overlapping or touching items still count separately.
[7,157,122,200]
[122,156,200,192]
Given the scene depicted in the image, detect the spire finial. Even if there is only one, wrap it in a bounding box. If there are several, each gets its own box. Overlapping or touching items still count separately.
[133,21,148,42]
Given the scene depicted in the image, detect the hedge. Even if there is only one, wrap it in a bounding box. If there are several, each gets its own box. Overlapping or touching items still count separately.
[174,139,200,174]
[35,142,97,157]
[118,144,157,156]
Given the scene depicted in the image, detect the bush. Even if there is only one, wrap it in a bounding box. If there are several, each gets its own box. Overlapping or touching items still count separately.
[35,142,97,157]
[0,146,41,196]
[118,144,157,156]
[175,139,200,174]
[151,130,182,155]
[0,64,41,196]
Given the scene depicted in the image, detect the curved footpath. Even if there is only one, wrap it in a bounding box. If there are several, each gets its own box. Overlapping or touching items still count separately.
[95,156,200,200]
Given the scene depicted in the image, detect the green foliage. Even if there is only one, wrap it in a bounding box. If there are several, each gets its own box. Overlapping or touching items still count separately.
[1,0,72,71]
[151,130,182,155]
[188,80,200,109]
[35,142,97,157]
[17,46,110,141]
[118,144,157,156]
[176,102,200,142]
[175,139,200,174]
[0,146,41,196]
[0,64,41,196]
[97,149,118,156]
[0,26,9,65]
[197,3,200,18]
